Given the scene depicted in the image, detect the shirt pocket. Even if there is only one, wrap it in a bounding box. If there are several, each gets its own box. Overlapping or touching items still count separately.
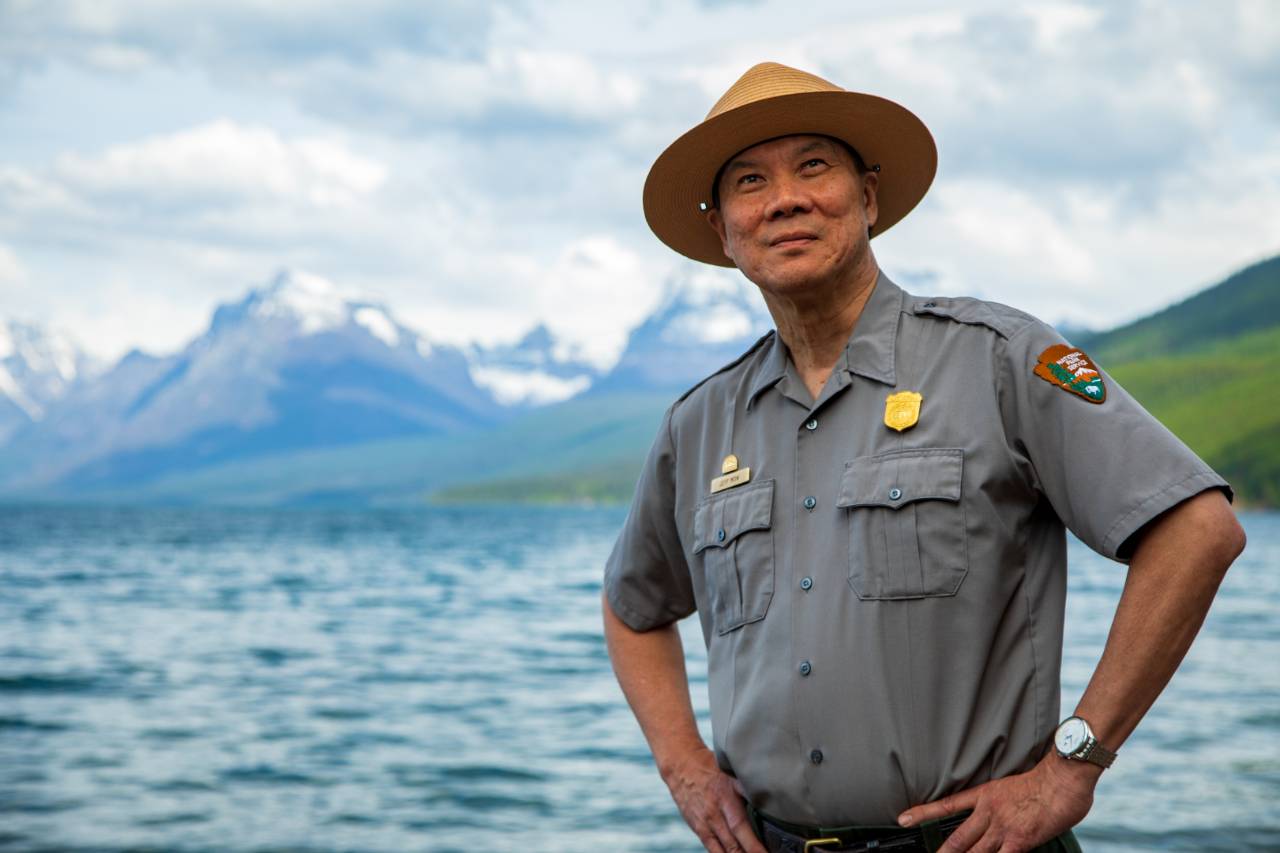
[836,448,967,600]
[693,479,775,635]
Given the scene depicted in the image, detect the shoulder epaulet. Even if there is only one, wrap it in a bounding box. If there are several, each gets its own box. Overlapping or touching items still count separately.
[674,331,775,406]
[908,295,1038,340]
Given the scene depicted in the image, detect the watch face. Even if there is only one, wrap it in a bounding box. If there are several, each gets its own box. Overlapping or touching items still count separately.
[1055,718,1088,755]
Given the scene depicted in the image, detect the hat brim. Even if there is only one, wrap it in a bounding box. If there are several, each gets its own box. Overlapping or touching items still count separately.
[643,90,937,267]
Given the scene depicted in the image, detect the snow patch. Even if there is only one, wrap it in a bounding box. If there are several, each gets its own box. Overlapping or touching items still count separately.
[470,366,591,406]
[354,306,400,347]
[662,303,755,344]
[671,268,751,306]
[252,270,347,334]
[0,364,41,418]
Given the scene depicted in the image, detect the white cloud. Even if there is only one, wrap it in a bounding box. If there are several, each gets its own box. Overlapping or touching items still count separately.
[0,0,1277,366]
[0,243,26,289]
[496,236,664,370]
[876,136,1280,329]
[54,119,386,206]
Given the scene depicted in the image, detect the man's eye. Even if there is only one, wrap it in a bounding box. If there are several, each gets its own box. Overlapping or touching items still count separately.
[737,174,762,185]
[801,158,827,169]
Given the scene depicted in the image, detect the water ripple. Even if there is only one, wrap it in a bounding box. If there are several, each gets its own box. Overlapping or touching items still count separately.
[0,505,1275,852]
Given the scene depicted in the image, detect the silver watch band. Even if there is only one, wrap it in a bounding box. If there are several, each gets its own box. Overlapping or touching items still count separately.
[1078,736,1117,769]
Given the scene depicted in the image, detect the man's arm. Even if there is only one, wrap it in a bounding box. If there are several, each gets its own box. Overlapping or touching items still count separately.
[603,593,766,853]
[897,489,1246,852]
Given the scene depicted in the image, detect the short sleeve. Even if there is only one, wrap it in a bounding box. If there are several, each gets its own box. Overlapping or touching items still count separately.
[603,405,696,630]
[998,320,1232,561]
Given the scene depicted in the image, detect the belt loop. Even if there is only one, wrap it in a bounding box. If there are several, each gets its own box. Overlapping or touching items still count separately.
[746,800,765,843]
[920,819,944,852]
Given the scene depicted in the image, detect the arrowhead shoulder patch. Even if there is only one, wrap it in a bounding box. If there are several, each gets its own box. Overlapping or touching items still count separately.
[1033,344,1106,404]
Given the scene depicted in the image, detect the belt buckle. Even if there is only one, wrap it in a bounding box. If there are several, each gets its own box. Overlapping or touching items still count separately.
[803,839,845,852]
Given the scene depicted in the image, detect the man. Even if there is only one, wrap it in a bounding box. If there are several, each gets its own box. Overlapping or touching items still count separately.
[602,62,1245,853]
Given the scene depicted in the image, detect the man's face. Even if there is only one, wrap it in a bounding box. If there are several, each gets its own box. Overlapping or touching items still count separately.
[707,134,878,298]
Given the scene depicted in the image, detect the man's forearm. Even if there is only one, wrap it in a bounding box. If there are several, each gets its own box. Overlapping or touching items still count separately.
[1073,488,1246,755]
[602,592,708,777]
[898,489,1246,847]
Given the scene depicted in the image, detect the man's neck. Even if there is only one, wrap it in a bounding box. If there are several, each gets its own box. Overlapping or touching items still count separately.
[762,262,881,402]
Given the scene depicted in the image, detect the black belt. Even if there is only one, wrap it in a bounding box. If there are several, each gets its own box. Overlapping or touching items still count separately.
[751,806,972,853]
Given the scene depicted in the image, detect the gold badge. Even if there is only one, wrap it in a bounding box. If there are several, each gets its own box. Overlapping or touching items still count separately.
[884,391,923,432]
[722,454,739,474]
[710,467,751,494]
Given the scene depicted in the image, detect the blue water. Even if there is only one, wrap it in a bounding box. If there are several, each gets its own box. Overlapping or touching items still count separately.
[0,505,1277,852]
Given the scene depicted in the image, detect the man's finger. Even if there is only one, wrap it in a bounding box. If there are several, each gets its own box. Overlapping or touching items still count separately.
[898,787,981,827]
[937,809,991,853]
[696,827,727,853]
[721,796,767,853]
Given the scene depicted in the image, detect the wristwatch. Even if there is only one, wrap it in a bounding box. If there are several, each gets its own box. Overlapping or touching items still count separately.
[1053,716,1117,769]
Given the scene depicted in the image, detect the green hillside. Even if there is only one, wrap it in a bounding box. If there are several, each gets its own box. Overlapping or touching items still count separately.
[1081,255,1279,506]
[1077,255,1280,363]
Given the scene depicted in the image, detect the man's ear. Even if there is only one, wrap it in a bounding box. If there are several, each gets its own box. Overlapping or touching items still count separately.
[861,171,880,232]
[706,209,733,262]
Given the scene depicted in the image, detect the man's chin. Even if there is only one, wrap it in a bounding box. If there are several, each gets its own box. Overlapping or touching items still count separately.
[749,269,837,300]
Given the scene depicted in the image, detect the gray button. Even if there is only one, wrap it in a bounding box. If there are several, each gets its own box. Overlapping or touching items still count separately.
[799,660,812,676]
[810,749,824,765]
[889,487,902,501]
[716,528,726,542]
[805,418,818,431]
[800,576,813,591]
[803,495,817,510]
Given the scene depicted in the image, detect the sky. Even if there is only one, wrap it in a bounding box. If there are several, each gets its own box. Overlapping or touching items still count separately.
[0,0,1277,367]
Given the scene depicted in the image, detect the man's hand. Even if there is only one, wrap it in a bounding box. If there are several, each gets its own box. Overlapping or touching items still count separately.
[602,596,766,852]
[663,747,766,853]
[896,753,1096,852]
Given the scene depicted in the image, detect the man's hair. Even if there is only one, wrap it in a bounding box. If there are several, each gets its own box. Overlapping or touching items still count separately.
[709,134,871,211]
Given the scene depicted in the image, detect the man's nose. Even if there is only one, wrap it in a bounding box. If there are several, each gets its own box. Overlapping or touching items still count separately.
[763,176,812,220]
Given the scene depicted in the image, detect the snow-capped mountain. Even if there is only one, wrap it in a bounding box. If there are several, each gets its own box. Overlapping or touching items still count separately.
[0,270,503,490]
[0,318,100,443]
[592,267,774,394]
[0,265,785,498]
[468,323,600,406]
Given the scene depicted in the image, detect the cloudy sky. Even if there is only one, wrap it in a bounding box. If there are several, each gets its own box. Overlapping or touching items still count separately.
[1,0,1277,366]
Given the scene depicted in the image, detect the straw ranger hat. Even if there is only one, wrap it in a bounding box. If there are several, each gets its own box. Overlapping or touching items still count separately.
[643,62,937,267]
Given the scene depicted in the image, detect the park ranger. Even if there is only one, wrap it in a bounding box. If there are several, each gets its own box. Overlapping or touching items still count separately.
[602,62,1246,853]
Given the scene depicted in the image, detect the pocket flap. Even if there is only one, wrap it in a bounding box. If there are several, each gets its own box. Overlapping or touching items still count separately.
[693,479,774,553]
[836,448,963,510]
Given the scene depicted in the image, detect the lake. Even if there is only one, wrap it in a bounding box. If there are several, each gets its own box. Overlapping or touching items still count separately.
[1,505,1277,852]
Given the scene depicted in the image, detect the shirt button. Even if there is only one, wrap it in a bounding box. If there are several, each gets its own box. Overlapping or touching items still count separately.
[803,495,817,510]
[888,487,902,501]
[799,660,812,676]
[805,418,818,431]
[810,749,824,765]
[800,576,813,591]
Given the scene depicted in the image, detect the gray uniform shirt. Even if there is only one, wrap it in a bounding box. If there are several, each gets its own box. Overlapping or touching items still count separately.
[604,272,1231,826]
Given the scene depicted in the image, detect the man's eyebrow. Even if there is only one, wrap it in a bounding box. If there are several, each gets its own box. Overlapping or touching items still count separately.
[723,140,838,174]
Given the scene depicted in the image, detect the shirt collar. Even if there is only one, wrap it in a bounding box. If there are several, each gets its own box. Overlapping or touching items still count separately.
[841,270,901,386]
[746,271,903,409]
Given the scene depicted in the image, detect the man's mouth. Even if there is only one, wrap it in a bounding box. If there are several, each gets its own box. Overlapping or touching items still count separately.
[769,231,818,248]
